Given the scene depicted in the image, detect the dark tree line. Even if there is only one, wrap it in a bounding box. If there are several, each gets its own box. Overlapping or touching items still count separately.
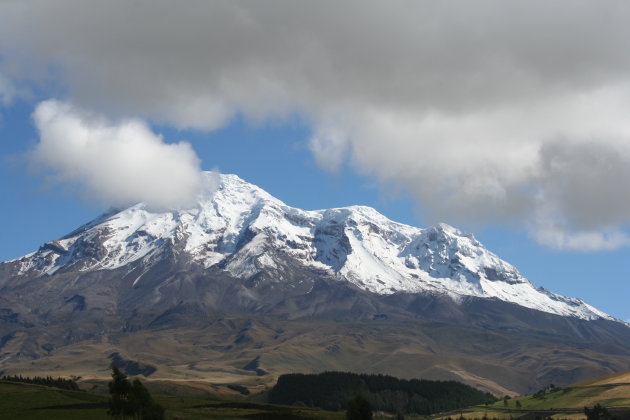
[269,371,496,414]
[1,374,79,390]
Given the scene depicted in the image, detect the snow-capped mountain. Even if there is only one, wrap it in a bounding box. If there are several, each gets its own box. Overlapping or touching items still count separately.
[5,172,611,321]
[4,172,630,395]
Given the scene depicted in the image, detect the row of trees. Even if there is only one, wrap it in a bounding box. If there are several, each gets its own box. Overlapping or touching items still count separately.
[269,371,496,414]
[0,374,79,390]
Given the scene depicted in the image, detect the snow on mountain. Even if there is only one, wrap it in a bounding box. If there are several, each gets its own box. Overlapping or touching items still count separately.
[6,172,612,321]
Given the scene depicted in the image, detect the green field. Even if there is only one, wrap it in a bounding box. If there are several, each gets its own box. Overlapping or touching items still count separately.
[0,381,110,420]
[431,370,630,419]
[0,380,345,420]
[4,370,630,420]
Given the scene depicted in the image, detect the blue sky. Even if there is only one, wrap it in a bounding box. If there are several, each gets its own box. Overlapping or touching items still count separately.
[1,1,630,321]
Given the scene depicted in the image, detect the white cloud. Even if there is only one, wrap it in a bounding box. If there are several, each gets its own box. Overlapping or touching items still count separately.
[530,223,630,253]
[2,1,630,250]
[309,86,630,250]
[31,100,204,210]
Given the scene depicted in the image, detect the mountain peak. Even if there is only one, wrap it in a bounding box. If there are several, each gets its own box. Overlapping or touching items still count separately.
[203,171,284,207]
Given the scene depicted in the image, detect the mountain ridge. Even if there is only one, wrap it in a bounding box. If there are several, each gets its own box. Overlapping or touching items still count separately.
[3,172,613,322]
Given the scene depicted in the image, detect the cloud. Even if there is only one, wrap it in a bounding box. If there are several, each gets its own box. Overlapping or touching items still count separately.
[536,139,630,230]
[309,87,630,250]
[31,100,204,210]
[529,223,630,253]
[2,1,630,249]
[0,75,14,106]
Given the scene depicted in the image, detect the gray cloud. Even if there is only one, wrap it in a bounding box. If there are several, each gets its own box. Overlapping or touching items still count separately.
[32,100,204,210]
[537,140,630,230]
[0,71,16,106]
[2,0,630,249]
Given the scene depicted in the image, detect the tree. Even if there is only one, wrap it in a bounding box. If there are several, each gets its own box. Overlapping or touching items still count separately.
[130,379,164,420]
[109,367,133,419]
[108,367,164,420]
[346,394,373,420]
[515,400,522,409]
[584,403,615,420]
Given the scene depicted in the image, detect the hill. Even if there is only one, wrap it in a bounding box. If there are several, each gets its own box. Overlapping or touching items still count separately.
[432,369,630,419]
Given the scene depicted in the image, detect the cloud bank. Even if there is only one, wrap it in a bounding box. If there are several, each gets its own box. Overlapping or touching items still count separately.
[2,0,630,250]
[32,100,203,210]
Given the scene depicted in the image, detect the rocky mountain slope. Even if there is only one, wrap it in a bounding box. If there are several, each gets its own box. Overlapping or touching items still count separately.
[0,172,628,394]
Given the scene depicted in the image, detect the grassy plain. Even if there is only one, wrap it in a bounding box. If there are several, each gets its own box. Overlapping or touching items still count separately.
[8,315,630,397]
[0,380,345,420]
[4,370,630,420]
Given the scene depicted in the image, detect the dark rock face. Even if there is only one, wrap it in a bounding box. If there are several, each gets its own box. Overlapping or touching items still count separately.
[313,220,352,270]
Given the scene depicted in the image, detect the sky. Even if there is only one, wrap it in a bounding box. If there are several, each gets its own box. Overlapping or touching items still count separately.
[1,1,629,320]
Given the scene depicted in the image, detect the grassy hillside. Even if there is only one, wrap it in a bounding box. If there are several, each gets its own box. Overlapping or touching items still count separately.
[431,370,630,419]
[0,380,344,420]
[0,381,110,420]
[4,315,630,397]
